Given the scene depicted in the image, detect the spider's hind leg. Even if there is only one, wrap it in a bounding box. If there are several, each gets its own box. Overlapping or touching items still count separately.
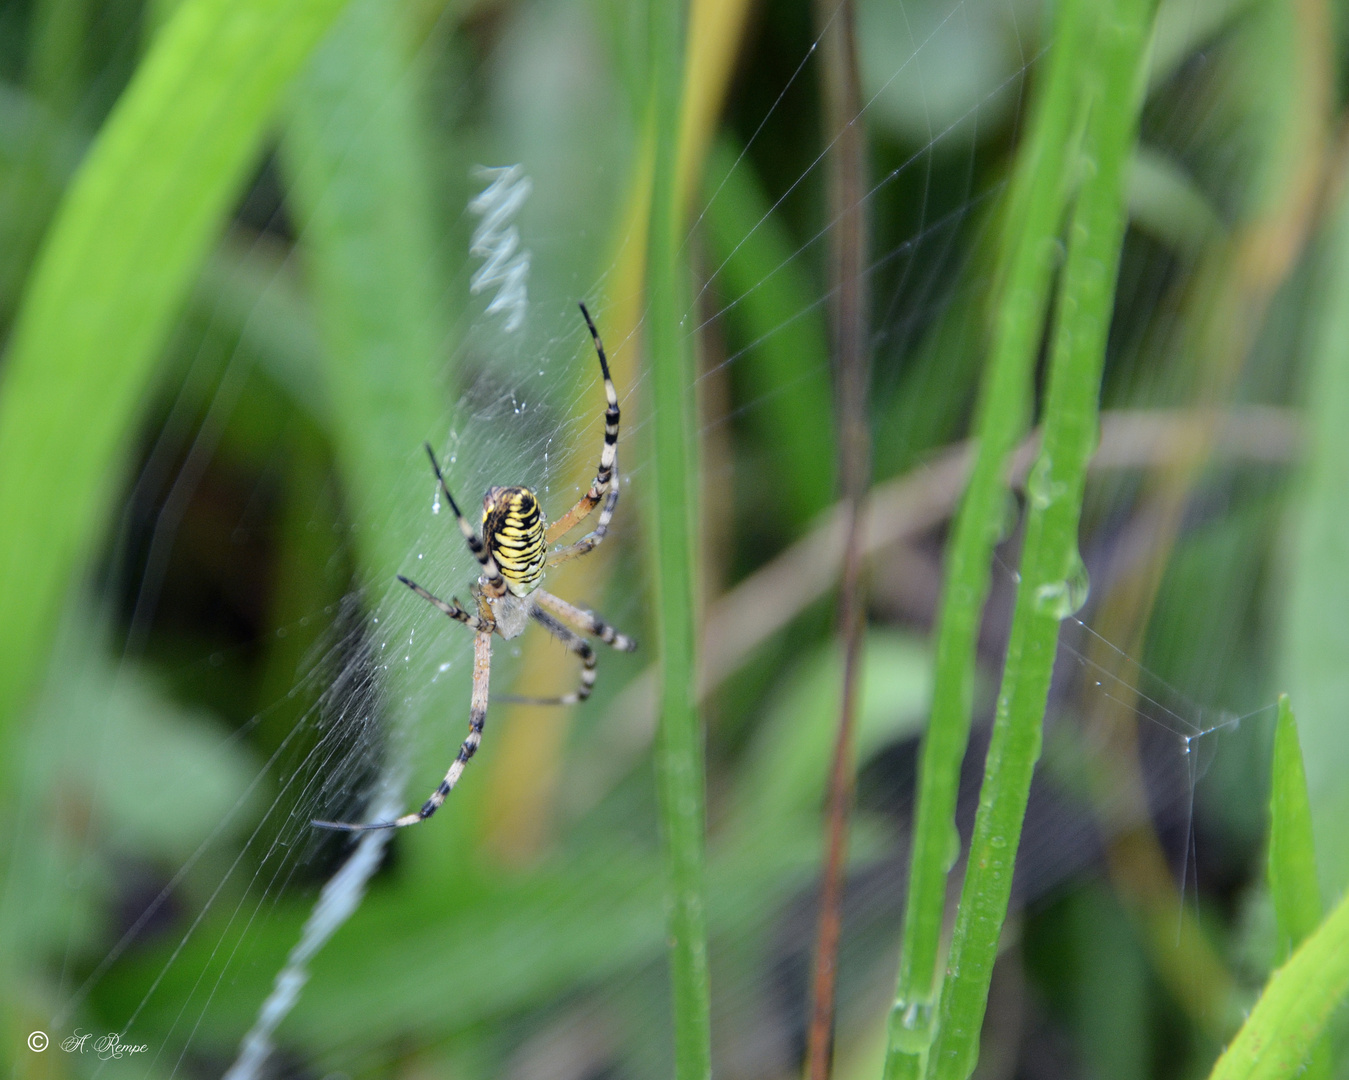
[496,607,598,706]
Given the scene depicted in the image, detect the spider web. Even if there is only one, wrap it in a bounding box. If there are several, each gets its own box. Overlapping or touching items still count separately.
[0,0,1297,1077]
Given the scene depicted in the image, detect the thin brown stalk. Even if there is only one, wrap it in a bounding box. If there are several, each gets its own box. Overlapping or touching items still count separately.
[805,0,870,1076]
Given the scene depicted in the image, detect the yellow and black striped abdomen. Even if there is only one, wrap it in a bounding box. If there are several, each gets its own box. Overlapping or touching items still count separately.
[483,486,546,596]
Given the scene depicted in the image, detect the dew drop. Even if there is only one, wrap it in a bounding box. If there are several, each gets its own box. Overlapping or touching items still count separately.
[1033,552,1089,619]
[1026,456,1065,510]
[891,996,937,1054]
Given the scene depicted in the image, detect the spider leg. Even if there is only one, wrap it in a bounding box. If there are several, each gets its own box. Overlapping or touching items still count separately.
[533,588,637,652]
[496,607,597,706]
[397,574,489,631]
[547,454,620,567]
[546,303,619,544]
[313,630,492,831]
[424,442,508,597]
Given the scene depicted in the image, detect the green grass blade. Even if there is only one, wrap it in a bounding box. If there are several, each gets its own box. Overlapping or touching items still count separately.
[883,3,1092,1074]
[1269,694,1322,952]
[0,0,349,762]
[1264,694,1330,1080]
[1282,159,1349,898]
[924,2,1155,1076]
[647,0,711,1075]
[1206,888,1349,1080]
[281,0,449,589]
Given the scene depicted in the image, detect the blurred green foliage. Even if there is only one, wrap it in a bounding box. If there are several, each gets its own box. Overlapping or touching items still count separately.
[1,0,1349,1077]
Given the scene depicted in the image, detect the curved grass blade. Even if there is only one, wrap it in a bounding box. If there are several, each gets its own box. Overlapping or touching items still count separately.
[0,0,351,759]
[1206,886,1349,1080]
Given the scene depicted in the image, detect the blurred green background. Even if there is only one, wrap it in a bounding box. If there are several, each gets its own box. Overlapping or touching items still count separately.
[0,0,1347,1077]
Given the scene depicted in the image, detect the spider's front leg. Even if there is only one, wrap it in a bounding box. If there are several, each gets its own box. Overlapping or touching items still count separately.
[546,303,620,548]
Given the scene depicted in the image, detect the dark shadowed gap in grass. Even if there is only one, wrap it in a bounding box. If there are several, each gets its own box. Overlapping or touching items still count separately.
[700,135,834,534]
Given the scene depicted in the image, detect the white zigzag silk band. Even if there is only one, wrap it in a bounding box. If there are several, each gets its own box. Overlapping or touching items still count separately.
[469,165,532,332]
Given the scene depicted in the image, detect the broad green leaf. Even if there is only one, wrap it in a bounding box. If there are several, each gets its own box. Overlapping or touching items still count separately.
[1207,888,1349,1080]
[283,0,451,588]
[281,0,469,856]
[0,0,352,759]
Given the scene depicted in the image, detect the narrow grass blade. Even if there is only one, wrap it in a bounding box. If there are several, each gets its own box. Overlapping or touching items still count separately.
[925,1,1156,1076]
[1207,888,1349,1080]
[883,3,1092,1075]
[1264,694,1330,1080]
[1281,156,1349,897]
[646,0,711,1076]
[0,0,349,762]
[1269,694,1322,953]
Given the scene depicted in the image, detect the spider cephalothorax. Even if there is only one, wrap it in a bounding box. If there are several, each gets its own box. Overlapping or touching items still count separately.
[314,303,635,833]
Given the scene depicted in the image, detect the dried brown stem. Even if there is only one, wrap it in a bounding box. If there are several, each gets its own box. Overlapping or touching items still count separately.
[806,0,870,1076]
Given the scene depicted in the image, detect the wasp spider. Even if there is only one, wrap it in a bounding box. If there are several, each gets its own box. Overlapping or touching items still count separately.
[314,304,636,832]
